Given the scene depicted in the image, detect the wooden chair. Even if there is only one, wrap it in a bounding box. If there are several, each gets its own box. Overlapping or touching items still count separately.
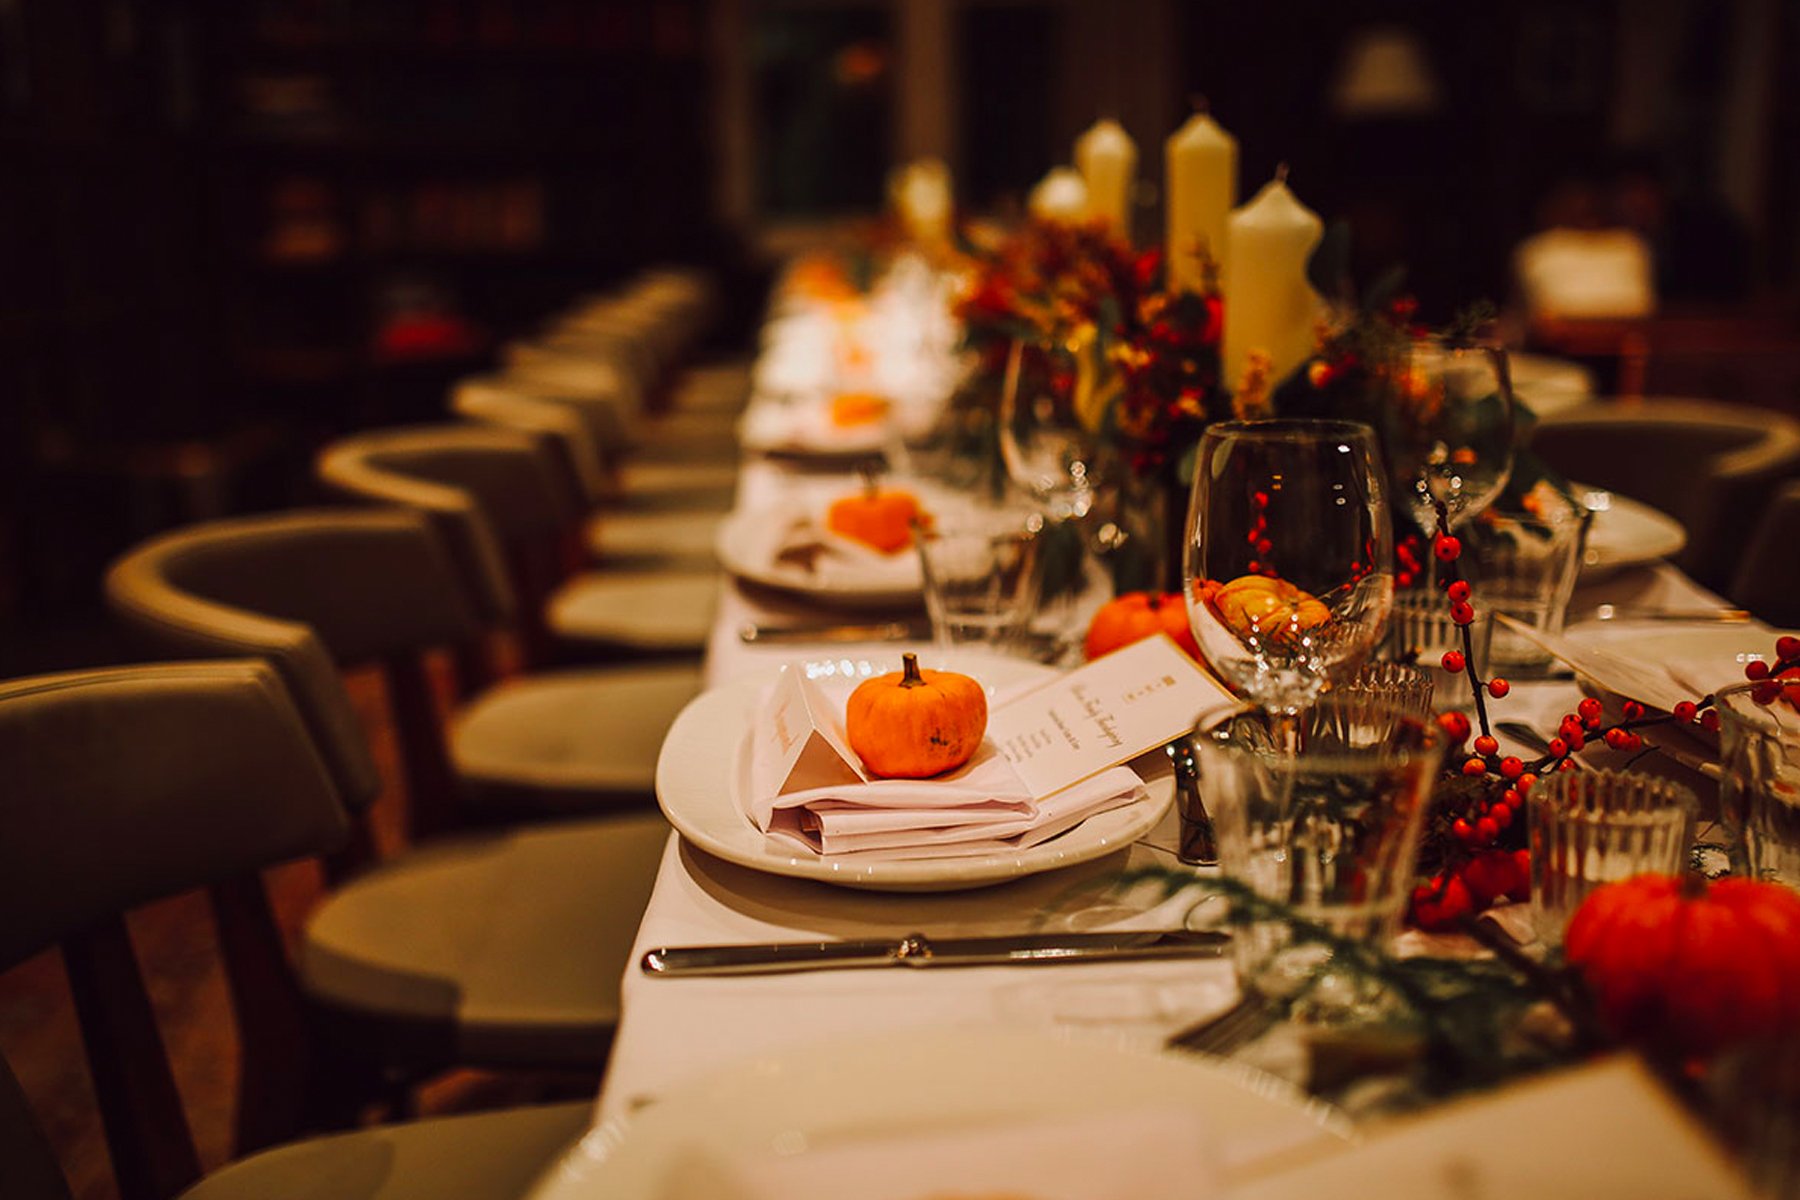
[316,425,720,664]
[0,660,591,1200]
[104,510,673,1073]
[1530,398,1800,592]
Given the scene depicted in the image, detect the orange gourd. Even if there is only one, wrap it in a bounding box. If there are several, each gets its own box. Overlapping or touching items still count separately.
[846,653,988,778]
[1208,574,1330,643]
[829,392,891,428]
[1564,874,1800,1059]
[825,468,929,554]
[1084,592,1201,662]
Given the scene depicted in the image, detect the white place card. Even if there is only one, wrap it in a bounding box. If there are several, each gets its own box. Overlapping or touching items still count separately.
[991,634,1234,800]
[750,666,871,799]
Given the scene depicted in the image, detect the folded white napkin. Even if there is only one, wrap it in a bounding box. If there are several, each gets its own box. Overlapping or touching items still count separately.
[743,677,1147,861]
[657,1106,1221,1200]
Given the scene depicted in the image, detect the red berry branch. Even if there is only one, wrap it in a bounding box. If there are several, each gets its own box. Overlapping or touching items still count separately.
[1407,500,1800,931]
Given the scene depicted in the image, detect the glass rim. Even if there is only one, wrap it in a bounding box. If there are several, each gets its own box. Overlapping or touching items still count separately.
[1201,418,1379,444]
[1714,681,1800,736]
[1193,695,1443,770]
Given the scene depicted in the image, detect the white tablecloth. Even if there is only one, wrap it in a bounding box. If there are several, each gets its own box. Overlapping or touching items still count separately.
[590,434,1740,1129]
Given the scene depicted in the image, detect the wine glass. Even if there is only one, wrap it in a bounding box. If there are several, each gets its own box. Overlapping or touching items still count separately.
[998,335,1117,521]
[1380,336,1516,541]
[1184,419,1395,715]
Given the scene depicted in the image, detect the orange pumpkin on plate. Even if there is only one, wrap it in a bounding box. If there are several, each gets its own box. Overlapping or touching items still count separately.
[846,653,988,778]
[829,392,891,428]
[826,485,928,554]
[1084,592,1201,662]
[1208,574,1330,643]
[1564,873,1800,1059]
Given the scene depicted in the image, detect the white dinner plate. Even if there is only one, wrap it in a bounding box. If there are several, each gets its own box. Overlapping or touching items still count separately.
[715,504,924,610]
[739,401,895,461]
[1578,485,1687,574]
[655,653,1171,891]
[526,1028,1350,1200]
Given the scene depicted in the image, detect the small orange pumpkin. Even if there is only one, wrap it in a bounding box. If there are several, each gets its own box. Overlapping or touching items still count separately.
[829,392,891,428]
[1084,592,1201,663]
[1208,574,1330,644]
[846,653,987,778]
[825,469,929,555]
[1564,873,1800,1060]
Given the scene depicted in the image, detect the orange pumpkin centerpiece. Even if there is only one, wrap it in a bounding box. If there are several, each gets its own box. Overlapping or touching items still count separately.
[1208,574,1330,643]
[825,472,929,555]
[1084,592,1201,663]
[846,653,987,778]
[1564,873,1800,1060]
[829,392,891,428]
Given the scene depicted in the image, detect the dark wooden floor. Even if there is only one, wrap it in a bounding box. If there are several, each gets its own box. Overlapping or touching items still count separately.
[0,657,589,1200]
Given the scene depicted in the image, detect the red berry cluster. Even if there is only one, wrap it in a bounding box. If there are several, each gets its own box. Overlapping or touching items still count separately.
[1243,490,1275,576]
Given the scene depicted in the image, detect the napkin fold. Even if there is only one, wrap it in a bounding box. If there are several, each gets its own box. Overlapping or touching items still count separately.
[743,678,1148,861]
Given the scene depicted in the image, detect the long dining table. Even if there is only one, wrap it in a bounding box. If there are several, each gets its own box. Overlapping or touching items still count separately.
[575,431,1742,1147]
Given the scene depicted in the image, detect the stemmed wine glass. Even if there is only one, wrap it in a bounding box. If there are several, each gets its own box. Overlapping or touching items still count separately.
[1380,336,1516,545]
[997,334,1116,521]
[1184,419,1395,716]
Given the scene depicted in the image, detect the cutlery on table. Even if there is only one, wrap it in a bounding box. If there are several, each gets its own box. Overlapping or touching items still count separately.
[1164,992,1274,1058]
[739,620,923,644]
[1586,604,1752,624]
[641,929,1231,976]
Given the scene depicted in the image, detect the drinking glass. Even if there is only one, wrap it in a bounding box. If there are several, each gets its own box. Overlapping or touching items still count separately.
[998,335,1117,522]
[1529,770,1696,946]
[914,504,1046,654]
[1194,696,1440,1015]
[1380,336,1516,545]
[1467,508,1592,677]
[1183,419,1395,714]
[1334,661,1434,719]
[1715,683,1800,886]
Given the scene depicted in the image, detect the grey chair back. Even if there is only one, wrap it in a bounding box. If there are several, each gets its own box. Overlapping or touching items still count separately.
[0,661,348,1200]
[1731,480,1800,627]
[1531,399,1800,590]
[450,384,611,507]
[105,508,488,819]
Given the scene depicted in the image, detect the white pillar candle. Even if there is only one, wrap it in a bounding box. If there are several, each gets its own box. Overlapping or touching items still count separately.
[1223,173,1323,389]
[1073,119,1137,236]
[1028,167,1090,224]
[1164,112,1237,293]
[890,158,953,248]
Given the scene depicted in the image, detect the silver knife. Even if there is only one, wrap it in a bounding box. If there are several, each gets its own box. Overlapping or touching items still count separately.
[641,929,1231,976]
[739,620,922,644]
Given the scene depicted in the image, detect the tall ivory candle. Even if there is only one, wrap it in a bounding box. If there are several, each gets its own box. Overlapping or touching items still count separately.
[1028,167,1090,224]
[1164,112,1237,293]
[1223,174,1323,388]
[1073,119,1136,235]
[891,158,953,247]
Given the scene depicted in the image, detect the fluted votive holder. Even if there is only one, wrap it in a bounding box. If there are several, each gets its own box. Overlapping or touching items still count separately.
[1530,769,1696,946]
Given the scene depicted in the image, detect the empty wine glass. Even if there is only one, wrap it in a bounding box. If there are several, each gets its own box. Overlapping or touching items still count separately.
[1380,335,1516,540]
[1184,419,1394,715]
[998,335,1117,521]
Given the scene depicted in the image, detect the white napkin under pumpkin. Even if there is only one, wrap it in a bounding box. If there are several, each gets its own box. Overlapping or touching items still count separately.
[742,673,1147,861]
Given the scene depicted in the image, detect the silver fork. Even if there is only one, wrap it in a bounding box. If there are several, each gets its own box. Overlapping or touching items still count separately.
[1165,992,1274,1058]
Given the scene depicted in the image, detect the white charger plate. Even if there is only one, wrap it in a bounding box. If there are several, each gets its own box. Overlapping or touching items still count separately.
[654,654,1171,892]
[526,1028,1350,1200]
[1579,486,1687,574]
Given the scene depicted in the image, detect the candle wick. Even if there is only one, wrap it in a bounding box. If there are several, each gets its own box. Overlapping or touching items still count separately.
[1275,162,1290,185]
[1189,93,1209,115]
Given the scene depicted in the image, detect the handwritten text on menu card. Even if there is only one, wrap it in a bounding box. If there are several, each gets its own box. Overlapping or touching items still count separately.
[990,635,1234,799]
